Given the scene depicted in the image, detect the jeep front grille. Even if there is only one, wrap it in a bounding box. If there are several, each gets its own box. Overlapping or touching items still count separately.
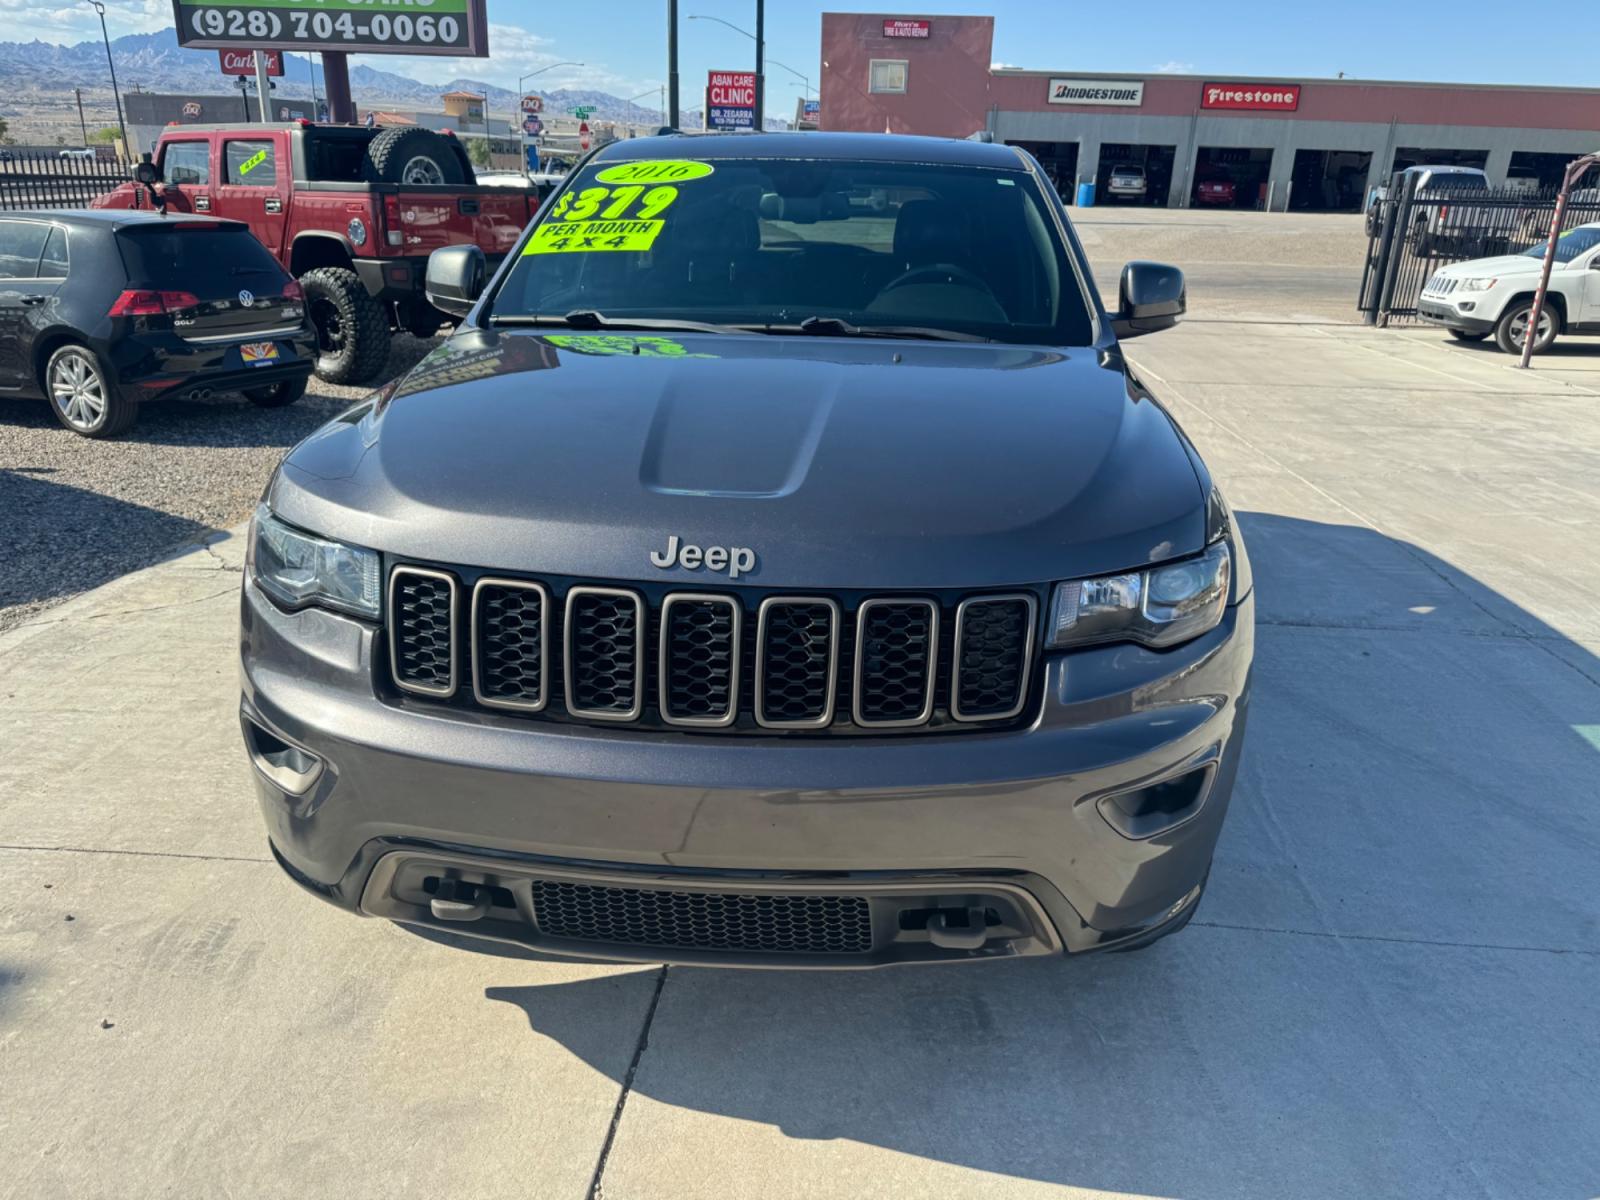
[531,880,873,954]
[389,566,1041,735]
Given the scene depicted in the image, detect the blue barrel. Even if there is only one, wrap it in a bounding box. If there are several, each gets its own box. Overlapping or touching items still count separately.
[1076,181,1095,208]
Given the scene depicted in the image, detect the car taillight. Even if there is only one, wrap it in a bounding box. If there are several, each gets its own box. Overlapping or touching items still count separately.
[282,279,303,301]
[383,195,404,246]
[108,289,200,317]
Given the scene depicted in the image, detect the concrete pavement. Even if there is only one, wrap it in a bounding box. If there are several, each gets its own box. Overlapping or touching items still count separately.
[3,320,1598,1199]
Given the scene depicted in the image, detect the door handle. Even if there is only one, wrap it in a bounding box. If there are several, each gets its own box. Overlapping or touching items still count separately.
[20,295,48,306]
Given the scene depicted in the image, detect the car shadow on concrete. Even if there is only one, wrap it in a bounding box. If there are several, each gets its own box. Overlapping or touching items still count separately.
[0,467,217,620]
[472,512,1600,1197]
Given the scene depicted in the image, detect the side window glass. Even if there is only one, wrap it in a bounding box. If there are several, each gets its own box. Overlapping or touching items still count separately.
[224,140,276,185]
[40,226,69,277]
[164,142,211,186]
[0,221,50,280]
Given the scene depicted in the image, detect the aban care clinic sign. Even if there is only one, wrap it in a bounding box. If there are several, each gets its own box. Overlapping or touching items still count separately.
[1048,79,1145,107]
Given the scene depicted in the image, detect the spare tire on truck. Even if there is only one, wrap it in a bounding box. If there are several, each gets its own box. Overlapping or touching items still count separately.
[361,127,469,186]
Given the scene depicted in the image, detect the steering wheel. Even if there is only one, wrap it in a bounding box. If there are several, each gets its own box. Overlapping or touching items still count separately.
[881,262,991,293]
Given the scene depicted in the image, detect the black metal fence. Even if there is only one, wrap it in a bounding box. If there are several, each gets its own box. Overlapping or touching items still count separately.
[1359,175,1600,323]
[0,152,130,212]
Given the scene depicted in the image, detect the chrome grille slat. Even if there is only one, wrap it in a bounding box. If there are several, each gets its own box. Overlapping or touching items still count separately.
[471,578,549,712]
[659,593,740,727]
[852,598,939,728]
[388,566,458,697]
[754,596,841,729]
[563,586,645,721]
[951,594,1037,722]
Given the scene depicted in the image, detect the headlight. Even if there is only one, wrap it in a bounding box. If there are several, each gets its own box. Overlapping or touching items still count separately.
[249,503,380,619]
[1047,541,1231,650]
[1457,277,1497,292]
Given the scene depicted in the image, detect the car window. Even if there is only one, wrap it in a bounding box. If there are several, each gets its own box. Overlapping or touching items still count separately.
[496,156,1095,346]
[116,225,287,289]
[39,226,69,277]
[163,141,211,186]
[1521,225,1600,263]
[224,140,276,186]
[0,220,50,279]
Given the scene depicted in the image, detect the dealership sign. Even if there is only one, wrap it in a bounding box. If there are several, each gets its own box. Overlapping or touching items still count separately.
[219,48,282,75]
[1202,83,1301,111]
[706,69,757,131]
[882,18,929,37]
[1047,78,1144,106]
[172,0,489,58]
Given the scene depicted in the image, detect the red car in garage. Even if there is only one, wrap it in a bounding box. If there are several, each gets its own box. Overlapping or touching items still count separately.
[1195,178,1237,207]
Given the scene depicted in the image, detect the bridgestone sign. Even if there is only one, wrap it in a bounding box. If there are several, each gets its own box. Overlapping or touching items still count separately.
[1047,79,1145,107]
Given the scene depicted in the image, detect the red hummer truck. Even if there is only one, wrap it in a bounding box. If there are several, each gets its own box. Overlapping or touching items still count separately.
[95,122,548,383]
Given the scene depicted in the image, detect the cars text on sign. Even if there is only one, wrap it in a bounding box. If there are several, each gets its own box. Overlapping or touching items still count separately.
[1201,83,1301,111]
[882,18,929,37]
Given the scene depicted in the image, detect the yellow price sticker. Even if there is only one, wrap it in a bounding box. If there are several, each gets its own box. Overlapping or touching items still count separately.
[594,159,714,185]
[524,219,665,255]
[524,181,685,255]
[238,149,268,177]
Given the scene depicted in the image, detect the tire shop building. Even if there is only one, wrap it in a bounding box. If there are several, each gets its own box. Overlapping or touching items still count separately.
[818,12,1600,210]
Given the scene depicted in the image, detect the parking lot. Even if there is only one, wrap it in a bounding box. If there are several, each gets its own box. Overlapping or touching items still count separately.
[3,208,1599,1198]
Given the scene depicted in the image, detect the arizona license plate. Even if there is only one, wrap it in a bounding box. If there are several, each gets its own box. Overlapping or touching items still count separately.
[241,342,280,367]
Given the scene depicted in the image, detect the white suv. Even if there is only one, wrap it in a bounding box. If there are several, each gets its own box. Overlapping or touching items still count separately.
[1105,164,1148,203]
[1418,223,1600,354]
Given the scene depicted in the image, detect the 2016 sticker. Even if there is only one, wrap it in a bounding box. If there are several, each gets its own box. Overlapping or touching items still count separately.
[593,160,714,185]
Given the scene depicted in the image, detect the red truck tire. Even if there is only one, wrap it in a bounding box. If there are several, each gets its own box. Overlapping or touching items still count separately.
[300,267,391,384]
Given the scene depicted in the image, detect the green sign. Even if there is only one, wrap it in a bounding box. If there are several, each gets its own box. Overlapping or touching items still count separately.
[570,106,595,118]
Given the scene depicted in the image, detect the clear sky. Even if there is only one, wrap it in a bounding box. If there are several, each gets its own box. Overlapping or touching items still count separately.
[9,0,1594,121]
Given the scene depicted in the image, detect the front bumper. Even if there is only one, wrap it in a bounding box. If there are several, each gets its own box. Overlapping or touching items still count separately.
[1417,299,1494,334]
[240,576,1253,967]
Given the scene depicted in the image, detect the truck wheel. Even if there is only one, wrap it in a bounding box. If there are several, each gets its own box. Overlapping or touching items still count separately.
[243,377,309,407]
[362,127,466,186]
[1494,301,1558,356]
[300,267,391,384]
[45,343,137,438]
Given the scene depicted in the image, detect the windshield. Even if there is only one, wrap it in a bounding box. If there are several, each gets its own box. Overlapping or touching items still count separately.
[1420,171,1488,192]
[492,154,1095,345]
[1521,225,1600,263]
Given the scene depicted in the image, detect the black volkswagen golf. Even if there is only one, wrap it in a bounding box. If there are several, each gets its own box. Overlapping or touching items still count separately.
[0,210,315,437]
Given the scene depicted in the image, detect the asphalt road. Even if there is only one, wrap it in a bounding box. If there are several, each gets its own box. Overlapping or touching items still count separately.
[3,319,1596,1198]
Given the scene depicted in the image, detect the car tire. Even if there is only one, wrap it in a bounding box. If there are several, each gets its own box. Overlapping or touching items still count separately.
[1494,301,1558,356]
[362,127,467,186]
[1447,329,1489,342]
[300,267,391,384]
[243,376,309,407]
[44,343,137,438]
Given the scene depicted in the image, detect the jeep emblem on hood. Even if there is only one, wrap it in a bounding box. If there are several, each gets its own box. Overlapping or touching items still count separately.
[650,535,756,579]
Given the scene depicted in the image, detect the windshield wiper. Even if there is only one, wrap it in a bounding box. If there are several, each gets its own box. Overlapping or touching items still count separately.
[490,309,747,335]
[779,316,989,342]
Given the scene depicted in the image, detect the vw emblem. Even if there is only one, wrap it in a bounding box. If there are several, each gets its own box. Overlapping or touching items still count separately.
[238,289,255,307]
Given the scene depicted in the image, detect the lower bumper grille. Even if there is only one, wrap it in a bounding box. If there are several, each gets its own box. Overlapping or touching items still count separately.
[531,880,873,954]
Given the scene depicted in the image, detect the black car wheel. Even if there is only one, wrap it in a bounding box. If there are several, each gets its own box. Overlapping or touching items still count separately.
[1495,301,1558,356]
[243,377,310,407]
[300,267,390,384]
[45,344,137,438]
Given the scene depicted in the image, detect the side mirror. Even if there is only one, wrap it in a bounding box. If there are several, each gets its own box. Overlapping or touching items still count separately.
[425,244,487,318]
[1112,260,1185,339]
[134,159,158,185]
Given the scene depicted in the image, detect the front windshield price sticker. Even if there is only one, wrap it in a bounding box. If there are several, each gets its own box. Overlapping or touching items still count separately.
[524,161,714,256]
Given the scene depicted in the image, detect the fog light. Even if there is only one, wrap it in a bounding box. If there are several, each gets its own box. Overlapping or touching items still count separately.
[1097,757,1217,839]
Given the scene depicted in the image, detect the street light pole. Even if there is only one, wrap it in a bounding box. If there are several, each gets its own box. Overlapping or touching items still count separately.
[85,1,127,155]
[753,0,764,131]
[667,0,680,128]
[688,13,811,112]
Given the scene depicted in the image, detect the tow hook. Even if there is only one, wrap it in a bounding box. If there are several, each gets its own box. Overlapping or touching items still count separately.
[429,878,490,922]
[925,907,989,950]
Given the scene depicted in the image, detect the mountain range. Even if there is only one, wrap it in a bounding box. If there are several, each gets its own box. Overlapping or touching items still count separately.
[0,27,774,130]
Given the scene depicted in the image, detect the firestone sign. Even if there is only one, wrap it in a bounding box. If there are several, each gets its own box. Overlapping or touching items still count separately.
[1047,78,1144,107]
[882,18,929,38]
[1202,82,1301,111]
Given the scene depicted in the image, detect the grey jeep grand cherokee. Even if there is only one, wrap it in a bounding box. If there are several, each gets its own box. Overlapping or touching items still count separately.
[240,133,1254,968]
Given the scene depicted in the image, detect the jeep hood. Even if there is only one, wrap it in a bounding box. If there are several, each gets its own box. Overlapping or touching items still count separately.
[1438,254,1544,277]
[272,329,1207,590]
